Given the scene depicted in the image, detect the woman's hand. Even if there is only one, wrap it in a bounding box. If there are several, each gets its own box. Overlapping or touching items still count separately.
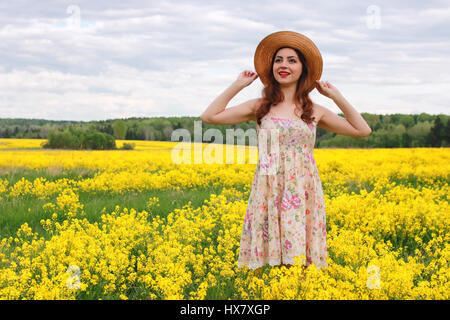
[235,70,259,88]
[315,80,342,100]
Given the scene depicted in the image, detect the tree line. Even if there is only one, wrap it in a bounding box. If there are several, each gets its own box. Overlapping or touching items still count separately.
[0,113,449,148]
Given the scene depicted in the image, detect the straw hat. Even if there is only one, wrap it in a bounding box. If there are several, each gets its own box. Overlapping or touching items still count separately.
[254,31,323,92]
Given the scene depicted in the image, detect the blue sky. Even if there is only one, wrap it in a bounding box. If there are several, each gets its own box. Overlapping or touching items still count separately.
[0,0,449,121]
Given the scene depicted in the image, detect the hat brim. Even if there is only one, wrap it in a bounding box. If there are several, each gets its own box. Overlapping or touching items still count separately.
[254,31,323,92]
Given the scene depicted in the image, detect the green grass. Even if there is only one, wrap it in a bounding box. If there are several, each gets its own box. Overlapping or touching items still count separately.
[1,168,447,253]
[339,176,449,196]
[0,184,227,240]
[0,167,100,185]
[0,167,235,239]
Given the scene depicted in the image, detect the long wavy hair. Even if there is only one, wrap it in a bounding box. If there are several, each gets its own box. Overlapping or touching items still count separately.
[255,46,316,126]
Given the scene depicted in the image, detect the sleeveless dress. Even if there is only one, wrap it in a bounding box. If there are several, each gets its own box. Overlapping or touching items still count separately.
[237,110,328,270]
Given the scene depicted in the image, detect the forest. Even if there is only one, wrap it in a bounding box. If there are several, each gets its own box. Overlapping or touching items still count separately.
[0,112,449,148]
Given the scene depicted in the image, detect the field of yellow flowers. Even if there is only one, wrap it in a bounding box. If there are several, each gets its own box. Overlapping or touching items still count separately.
[0,138,449,300]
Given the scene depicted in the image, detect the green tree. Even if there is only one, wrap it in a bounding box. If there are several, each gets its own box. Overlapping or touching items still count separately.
[43,128,116,150]
[81,130,115,150]
[112,119,127,140]
[429,116,444,147]
[409,121,432,147]
[417,113,434,123]
[381,114,392,125]
[402,132,412,147]
[445,118,450,147]
[44,130,80,149]
[362,114,381,131]
[3,127,11,138]
[399,115,415,129]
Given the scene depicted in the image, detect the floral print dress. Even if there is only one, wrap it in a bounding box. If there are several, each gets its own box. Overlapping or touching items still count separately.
[238,111,328,270]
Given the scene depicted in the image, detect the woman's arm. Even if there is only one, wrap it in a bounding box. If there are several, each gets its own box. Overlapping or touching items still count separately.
[315,80,372,138]
[200,70,259,125]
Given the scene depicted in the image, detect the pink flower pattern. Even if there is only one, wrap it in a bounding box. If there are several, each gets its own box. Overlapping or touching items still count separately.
[238,114,328,270]
[281,189,302,211]
[262,220,269,241]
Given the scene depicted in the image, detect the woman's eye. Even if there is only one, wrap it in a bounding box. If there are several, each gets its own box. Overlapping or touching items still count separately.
[275,59,296,63]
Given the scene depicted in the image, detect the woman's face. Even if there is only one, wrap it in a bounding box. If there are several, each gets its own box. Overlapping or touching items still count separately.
[272,47,303,85]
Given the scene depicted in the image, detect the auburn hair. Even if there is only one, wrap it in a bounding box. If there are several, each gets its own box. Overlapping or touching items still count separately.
[255,47,316,126]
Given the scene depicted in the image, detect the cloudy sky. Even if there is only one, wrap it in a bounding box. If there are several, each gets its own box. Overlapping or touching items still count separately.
[0,0,449,121]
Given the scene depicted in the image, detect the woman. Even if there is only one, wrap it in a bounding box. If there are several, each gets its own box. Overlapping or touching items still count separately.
[200,31,371,274]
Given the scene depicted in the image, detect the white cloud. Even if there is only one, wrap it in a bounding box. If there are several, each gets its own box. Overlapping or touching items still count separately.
[0,0,448,121]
